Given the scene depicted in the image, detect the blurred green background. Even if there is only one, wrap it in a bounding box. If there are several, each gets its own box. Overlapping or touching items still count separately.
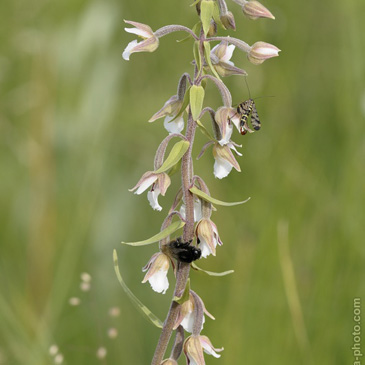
[1,0,364,364]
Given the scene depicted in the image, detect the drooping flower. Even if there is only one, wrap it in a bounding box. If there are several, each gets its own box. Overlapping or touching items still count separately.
[195,218,223,258]
[212,142,242,179]
[214,106,237,145]
[149,95,185,134]
[248,41,280,65]
[161,359,178,365]
[129,171,171,211]
[210,42,247,77]
[174,292,215,333]
[183,335,223,365]
[142,253,174,294]
[122,20,159,60]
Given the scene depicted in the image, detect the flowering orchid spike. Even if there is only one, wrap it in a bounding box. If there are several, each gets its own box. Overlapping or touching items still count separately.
[213,142,242,179]
[195,218,223,258]
[248,41,281,65]
[210,42,247,77]
[122,20,159,60]
[142,253,173,294]
[183,335,223,364]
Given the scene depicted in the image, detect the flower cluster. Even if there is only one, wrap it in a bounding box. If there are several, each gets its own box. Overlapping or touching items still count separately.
[120,0,280,363]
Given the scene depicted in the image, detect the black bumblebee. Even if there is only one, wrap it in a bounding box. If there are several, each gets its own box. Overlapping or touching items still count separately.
[164,237,201,263]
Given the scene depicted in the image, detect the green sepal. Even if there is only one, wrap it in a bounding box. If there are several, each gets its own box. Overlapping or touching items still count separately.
[173,278,191,304]
[191,262,234,276]
[113,250,163,328]
[154,140,190,174]
[200,0,215,36]
[196,119,215,141]
[203,41,221,81]
[121,221,185,246]
[190,85,205,121]
[189,186,251,206]
[169,87,191,123]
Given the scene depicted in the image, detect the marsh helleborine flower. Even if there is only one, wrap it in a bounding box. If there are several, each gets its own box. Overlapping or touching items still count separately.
[122,20,159,60]
[142,252,174,294]
[242,0,275,20]
[149,95,185,134]
[184,335,223,365]
[129,171,171,211]
[195,218,223,258]
[213,142,242,179]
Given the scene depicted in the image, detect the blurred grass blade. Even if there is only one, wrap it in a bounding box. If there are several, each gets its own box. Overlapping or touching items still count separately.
[190,186,250,206]
[122,221,185,246]
[113,250,163,328]
[191,262,234,276]
[154,140,190,174]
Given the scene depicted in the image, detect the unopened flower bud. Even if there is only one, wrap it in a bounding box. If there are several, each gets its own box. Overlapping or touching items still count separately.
[161,359,178,365]
[220,11,236,30]
[242,0,275,20]
[207,20,217,37]
[248,41,280,65]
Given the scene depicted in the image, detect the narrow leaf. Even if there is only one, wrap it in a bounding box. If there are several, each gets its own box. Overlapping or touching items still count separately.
[190,0,201,6]
[191,262,234,276]
[190,85,205,121]
[189,186,251,206]
[203,42,221,81]
[212,1,225,29]
[154,140,190,174]
[193,41,202,72]
[173,278,191,304]
[122,221,185,246]
[113,250,163,328]
[201,0,215,36]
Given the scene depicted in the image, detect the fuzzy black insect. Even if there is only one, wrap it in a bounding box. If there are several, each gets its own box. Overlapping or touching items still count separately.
[166,237,201,263]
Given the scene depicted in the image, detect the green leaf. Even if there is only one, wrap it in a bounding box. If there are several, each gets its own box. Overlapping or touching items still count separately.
[200,0,215,36]
[154,140,190,174]
[196,119,215,141]
[190,85,205,121]
[121,221,185,246]
[189,186,251,206]
[191,262,234,276]
[212,1,225,29]
[168,159,181,177]
[113,250,163,328]
[173,278,191,304]
[204,41,221,81]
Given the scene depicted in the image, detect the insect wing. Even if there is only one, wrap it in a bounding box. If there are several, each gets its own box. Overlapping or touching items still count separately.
[250,101,261,130]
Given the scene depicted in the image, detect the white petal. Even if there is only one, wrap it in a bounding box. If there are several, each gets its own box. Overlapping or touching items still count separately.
[187,356,198,365]
[214,157,233,179]
[180,311,195,333]
[147,189,162,211]
[194,200,203,222]
[122,40,138,61]
[148,269,169,294]
[218,123,233,146]
[229,143,242,156]
[199,237,213,258]
[202,342,221,358]
[221,44,235,62]
[164,115,184,134]
[135,175,158,194]
[124,27,151,38]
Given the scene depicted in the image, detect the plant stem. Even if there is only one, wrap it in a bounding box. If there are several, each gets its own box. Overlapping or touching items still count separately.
[151,110,197,364]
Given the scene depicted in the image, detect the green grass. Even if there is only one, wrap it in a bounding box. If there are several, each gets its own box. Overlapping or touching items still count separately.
[0,0,364,363]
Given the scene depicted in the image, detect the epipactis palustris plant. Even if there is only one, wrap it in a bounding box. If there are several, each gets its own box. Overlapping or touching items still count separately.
[115,0,280,364]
